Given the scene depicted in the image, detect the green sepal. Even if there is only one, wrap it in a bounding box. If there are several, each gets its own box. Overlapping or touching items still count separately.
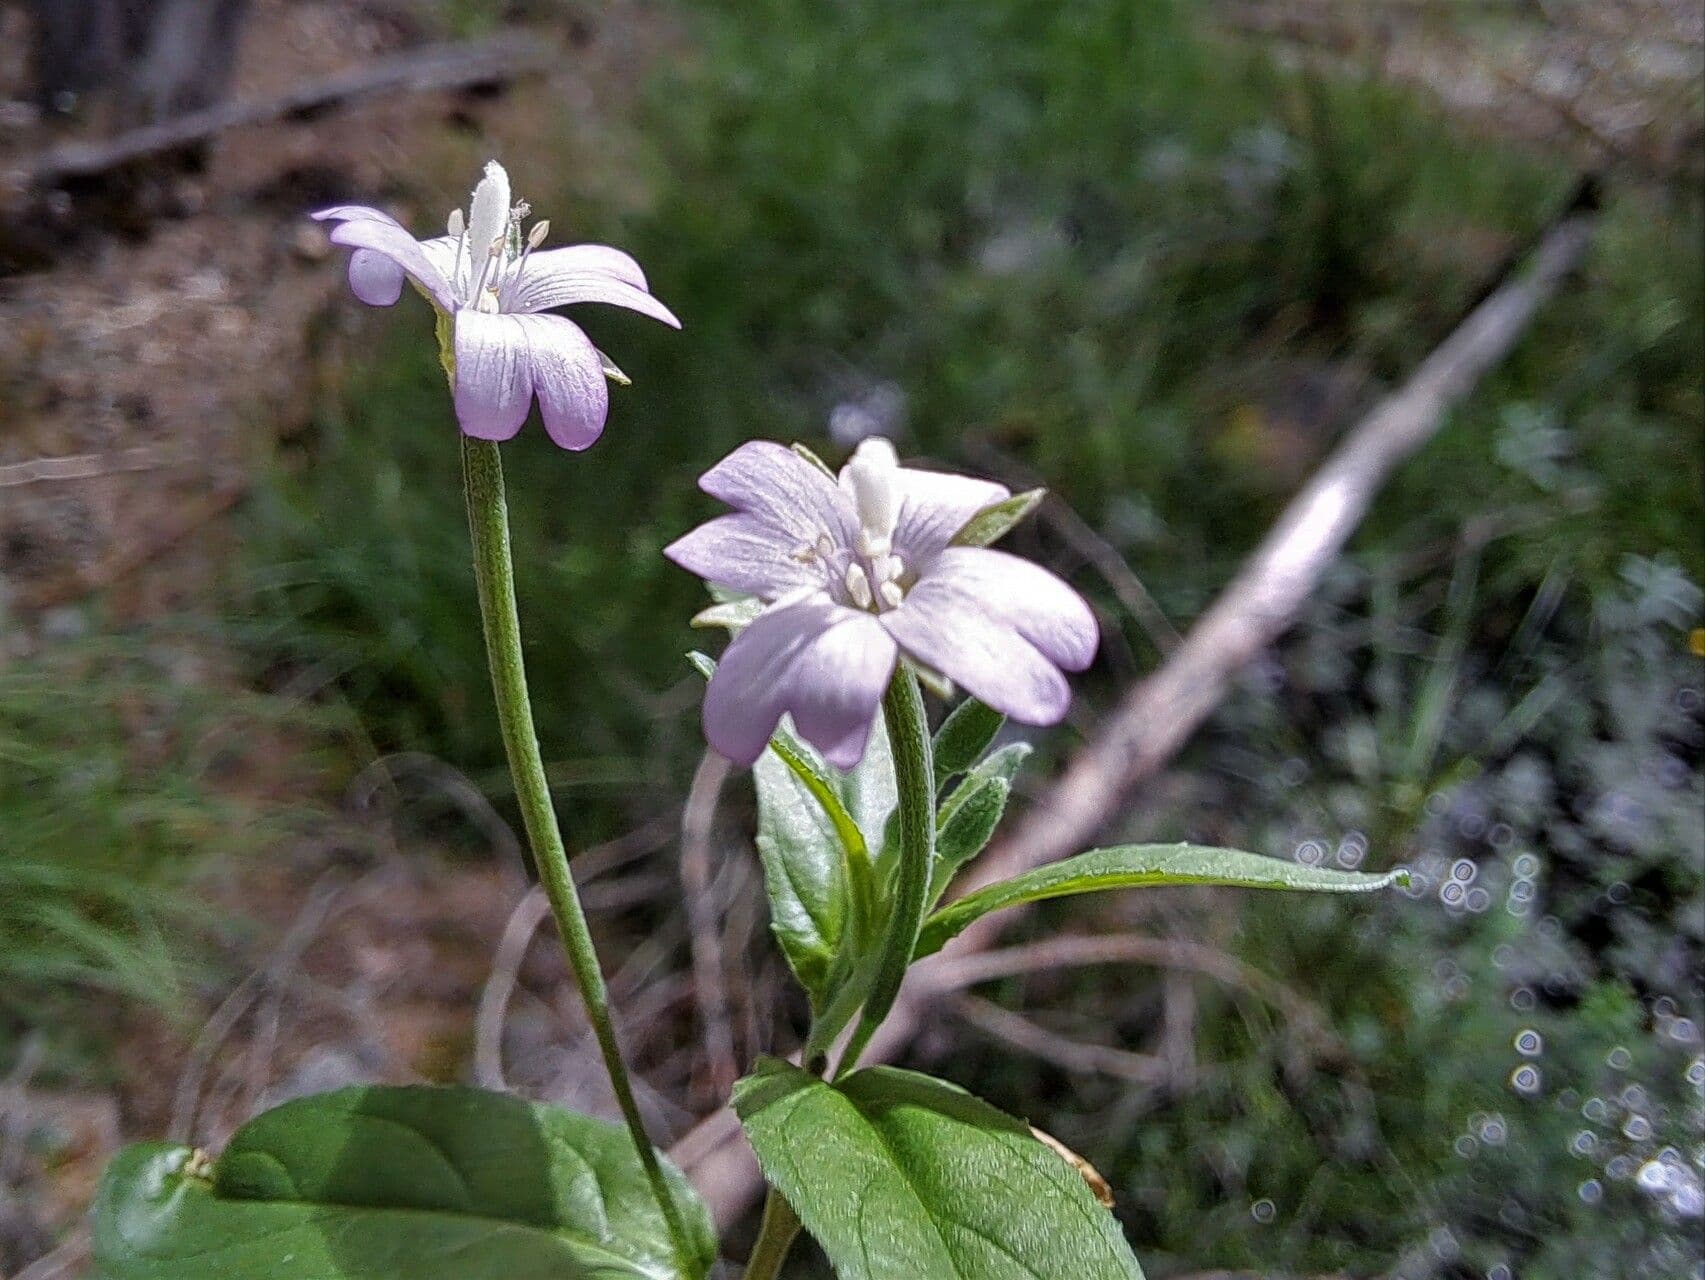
[950,488,1046,548]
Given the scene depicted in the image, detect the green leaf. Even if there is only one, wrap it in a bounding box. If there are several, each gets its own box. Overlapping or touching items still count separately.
[754,739,851,1005]
[755,716,895,1008]
[92,1085,716,1280]
[950,488,1046,548]
[916,844,1407,958]
[929,775,1009,903]
[733,1060,1144,1280]
[878,742,1030,901]
[693,652,895,1007]
[931,698,1005,782]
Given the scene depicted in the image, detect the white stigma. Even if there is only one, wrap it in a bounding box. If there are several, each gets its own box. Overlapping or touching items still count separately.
[466,161,512,274]
[845,437,901,559]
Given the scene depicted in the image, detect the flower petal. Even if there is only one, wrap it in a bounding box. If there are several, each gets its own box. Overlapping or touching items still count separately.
[664,513,827,598]
[310,204,401,227]
[327,218,454,310]
[509,265,681,328]
[922,546,1098,670]
[699,441,855,548]
[889,467,1010,564]
[704,595,897,768]
[453,311,533,441]
[512,313,608,450]
[346,248,404,306]
[881,579,1072,725]
[521,244,651,291]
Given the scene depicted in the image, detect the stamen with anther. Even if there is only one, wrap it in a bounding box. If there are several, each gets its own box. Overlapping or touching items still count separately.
[844,563,873,609]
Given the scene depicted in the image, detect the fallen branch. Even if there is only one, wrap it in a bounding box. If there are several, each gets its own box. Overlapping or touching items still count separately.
[950,995,1170,1085]
[672,205,1596,1226]
[17,33,554,188]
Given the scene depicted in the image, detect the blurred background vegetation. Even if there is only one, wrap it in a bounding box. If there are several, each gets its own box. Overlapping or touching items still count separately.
[1,1,1699,1277]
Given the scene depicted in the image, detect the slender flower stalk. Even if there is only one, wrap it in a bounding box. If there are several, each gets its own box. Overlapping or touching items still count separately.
[461,438,696,1270]
[314,164,691,1265]
[835,667,935,1076]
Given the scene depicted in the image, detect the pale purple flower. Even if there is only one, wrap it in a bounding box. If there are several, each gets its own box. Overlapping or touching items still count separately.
[666,438,1098,768]
[313,160,679,449]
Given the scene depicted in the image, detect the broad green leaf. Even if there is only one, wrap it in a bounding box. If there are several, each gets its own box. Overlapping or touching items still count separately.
[733,1060,1144,1280]
[916,844,1407,957]
[929,775,1009,903]
[931,698,1005,782]
[950,488,1045,548]
[92,1085,716,1280]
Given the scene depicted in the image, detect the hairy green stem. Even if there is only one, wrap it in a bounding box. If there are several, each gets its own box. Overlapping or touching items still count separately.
[741,1187,802,1280]
[461,437,696,1271]
[836,667,935,1077]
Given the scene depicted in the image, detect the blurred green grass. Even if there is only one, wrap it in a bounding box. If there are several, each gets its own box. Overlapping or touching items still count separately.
[0,635,322,1061]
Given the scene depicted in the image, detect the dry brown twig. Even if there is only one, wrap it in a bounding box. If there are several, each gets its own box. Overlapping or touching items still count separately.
[15,34,556,189]
[672,206,1597,1227]
[949,995,1170,1085]
[679,751,740,1102]
[474,821,675,1091]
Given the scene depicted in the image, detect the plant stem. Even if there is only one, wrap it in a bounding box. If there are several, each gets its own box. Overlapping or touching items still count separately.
[460,437,697,1272]
[741,1187,802,1280]
[835,667,935,1077]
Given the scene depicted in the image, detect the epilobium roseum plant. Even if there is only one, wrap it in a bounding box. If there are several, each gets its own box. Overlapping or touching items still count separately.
[90,159,1406,1280]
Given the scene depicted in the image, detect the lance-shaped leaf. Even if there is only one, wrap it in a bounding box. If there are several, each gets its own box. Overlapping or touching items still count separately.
[931,698,1005,784]
[928,774,1009,903]
[92,1085,716,1280]
[733,1060,1145,1280]
[692,652,893,1006]
[878,741,1031,901]
[916,844,1407,957]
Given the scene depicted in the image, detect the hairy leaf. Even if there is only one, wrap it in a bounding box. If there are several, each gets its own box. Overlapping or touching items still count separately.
[929,774,1009,903]
[931,698,1005,782]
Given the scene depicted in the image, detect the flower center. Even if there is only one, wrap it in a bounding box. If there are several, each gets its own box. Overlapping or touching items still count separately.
[791,439,915,613]
[444,160,547,312]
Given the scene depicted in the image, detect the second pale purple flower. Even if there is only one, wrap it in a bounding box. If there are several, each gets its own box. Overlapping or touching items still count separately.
[666,438,1098,768]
